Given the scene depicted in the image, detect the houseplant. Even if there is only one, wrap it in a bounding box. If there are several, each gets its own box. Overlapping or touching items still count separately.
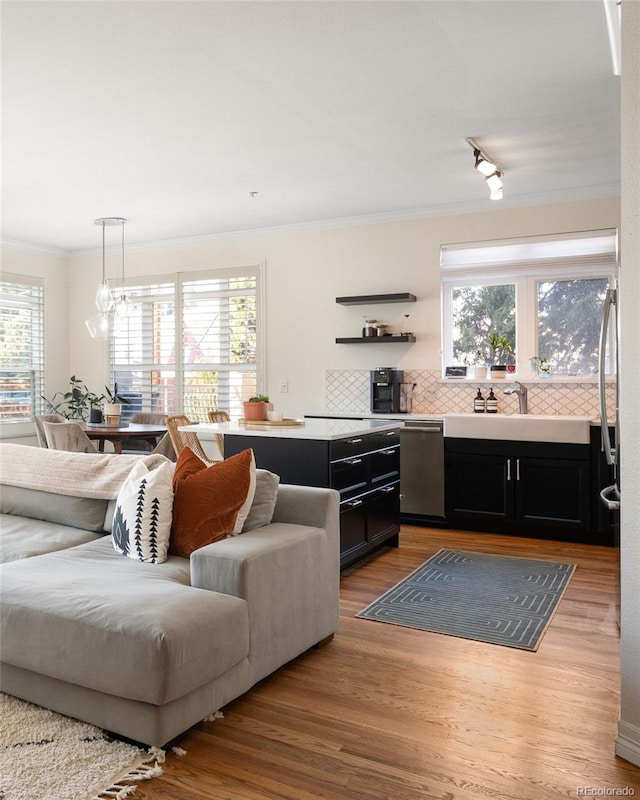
[87,391,106,423]
[487,332,514,379]
[103,382,129,424]
[41,375,93,420]
[242,394,271,421]
[530,356,551,378]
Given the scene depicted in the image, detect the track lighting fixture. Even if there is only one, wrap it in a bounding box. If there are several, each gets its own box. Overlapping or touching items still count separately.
[466,138,504,200]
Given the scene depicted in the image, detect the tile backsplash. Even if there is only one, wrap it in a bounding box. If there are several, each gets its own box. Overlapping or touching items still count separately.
[325,369,616,419]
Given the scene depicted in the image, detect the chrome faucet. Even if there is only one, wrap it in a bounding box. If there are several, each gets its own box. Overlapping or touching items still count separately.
[504,382,528,414]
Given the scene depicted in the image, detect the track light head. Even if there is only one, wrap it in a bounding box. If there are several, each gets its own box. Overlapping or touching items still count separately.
[466,138,504,200]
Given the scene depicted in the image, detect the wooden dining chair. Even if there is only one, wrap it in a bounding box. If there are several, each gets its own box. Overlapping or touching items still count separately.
[34,414,64,448]
[42,421,97,453]
[207,410,230,459]
[164,415,219,465]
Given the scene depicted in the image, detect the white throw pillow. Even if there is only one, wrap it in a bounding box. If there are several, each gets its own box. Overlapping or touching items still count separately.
[112,461,173,564]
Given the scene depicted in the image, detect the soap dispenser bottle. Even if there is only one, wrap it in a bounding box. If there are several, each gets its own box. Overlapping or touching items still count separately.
[474,388,486,413]
[486,388,498,413]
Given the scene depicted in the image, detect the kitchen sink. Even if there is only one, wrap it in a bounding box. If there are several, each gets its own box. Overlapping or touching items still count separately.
[442,413,594,444]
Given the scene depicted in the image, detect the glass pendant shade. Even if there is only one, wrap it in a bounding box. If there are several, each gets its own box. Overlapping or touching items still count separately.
[114,292,131,318]
[95,280,114,312]
[85,312,110,339]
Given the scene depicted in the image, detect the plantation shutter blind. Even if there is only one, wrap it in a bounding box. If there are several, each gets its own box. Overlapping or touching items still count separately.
[110,267,259,420]
[0,275,44,423]
[110,280,177,416]
[180,270,258,420]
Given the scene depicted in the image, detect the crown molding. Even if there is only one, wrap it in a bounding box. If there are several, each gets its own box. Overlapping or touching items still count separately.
[0,238,71,258]
[5,183,621,260]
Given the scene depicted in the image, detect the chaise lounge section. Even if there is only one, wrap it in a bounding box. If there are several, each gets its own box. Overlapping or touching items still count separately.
[0,444,340,747]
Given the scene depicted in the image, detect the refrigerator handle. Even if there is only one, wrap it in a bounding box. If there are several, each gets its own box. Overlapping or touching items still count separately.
[598,287,616,466]
[600,484,621,511]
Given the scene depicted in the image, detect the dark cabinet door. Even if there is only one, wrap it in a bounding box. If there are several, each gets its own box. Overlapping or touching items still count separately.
[366,482,400,542]
[515,457,590,530]
[339,497,368,563]
[445,452,513,523]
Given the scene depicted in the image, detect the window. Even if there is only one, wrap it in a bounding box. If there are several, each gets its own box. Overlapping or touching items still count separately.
[0,275,44,423]
[110,267,261,420]
[441,230,617,377]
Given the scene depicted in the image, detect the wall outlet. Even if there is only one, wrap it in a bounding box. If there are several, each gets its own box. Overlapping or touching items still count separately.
[279,379,289,393]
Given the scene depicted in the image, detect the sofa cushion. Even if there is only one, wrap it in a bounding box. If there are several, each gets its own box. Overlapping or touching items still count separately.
[112,461,173,564]
[0,485,109,532]
[242,469,280,532]
[0,537,249,705]
[0,514,103,563]
[170,448,256,557]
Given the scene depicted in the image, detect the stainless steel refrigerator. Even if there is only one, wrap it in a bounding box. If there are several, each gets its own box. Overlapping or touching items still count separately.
[599,280,620,626]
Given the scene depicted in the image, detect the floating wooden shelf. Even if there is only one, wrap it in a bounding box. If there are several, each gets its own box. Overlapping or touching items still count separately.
[336,292,416,306]
[335,335,416,344]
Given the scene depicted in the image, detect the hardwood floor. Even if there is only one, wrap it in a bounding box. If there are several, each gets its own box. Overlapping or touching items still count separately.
[138,527,640,800]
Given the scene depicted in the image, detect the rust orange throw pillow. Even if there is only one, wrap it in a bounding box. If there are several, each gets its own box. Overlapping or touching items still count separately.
[170,447,256,557]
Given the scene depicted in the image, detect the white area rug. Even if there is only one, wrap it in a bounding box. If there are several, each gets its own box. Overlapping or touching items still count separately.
[0,693,164,800]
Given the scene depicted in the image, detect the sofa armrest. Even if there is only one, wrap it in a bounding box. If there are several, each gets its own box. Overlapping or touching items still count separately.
[190,486,339,683]
[271,484,340,529]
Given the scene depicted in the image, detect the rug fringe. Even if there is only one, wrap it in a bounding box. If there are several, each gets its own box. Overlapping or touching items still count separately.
[91,752,165,799]
[203,710,224,722]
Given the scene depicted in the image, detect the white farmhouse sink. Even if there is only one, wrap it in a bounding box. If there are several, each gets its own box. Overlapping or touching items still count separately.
[442,413,594,444]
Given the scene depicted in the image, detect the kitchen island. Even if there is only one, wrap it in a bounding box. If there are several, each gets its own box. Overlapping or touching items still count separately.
[182,418,404,568]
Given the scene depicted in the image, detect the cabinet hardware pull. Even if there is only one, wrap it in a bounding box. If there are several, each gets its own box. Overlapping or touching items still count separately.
[347,499,364,508]
[506,458,512,481]
[383,431,396,436]
[346,458,362,466]
[516,458,521,481]
[381,486,395,493]
[381,448,396,455]
[348,438,363,444]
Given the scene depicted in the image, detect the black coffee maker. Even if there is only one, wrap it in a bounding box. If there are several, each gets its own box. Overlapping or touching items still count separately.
[370,368,404,413]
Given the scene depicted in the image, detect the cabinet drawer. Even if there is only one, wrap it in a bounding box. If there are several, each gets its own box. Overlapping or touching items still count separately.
[331,455,368,497]
[331,435,373,460]
[369,445,400,484]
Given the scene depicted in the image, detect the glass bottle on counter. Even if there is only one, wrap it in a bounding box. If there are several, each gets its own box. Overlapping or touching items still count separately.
[474,389,486,413]
[486,388,498,413]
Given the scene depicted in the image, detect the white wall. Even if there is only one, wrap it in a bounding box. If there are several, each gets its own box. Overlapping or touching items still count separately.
[66,196,619,417]
[616,0,640,768]
[0,245,69,444]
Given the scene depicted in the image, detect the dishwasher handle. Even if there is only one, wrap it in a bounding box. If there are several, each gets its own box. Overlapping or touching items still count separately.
[403,426,442,433]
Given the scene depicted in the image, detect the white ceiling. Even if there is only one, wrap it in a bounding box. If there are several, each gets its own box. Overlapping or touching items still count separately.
[1,0,620,254]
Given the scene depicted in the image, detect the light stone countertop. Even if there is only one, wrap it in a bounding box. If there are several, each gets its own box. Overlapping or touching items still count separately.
[180,417,404,441]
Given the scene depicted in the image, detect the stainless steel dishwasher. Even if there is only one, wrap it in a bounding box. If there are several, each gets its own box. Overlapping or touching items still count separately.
[399,420,445,521]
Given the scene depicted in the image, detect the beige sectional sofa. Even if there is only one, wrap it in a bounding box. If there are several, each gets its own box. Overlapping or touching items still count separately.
[0,444,340,747]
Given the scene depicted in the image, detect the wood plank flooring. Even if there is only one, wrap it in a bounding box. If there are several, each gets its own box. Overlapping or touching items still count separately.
[137,527,640,800]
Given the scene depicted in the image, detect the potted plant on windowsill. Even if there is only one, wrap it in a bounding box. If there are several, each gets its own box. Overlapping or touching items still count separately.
[242,394,271,421]
[487,332,514,380]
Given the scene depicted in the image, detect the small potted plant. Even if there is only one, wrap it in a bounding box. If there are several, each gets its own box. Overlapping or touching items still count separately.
[243,394,270,421]
[103,383,129,424]
[530,356,551,378]
[487,332,514,380]
[87,391,106,424]
[41,375,92,420]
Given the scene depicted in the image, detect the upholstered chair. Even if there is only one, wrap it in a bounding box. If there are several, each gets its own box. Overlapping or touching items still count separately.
[125,411,176,461]
[34,414,64,448]
[42,421,97,453]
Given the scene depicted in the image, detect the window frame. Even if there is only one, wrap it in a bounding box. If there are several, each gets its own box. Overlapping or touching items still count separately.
[109,263,265,417]
[440,231,618,380]
[0,273,45,430]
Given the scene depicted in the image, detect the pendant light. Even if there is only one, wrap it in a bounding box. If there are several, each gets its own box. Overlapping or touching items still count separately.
[113,219,131,318]
[85,217,127,339]
[94,219,114,313]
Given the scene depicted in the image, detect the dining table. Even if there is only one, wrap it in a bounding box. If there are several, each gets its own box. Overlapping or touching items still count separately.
[85,422,167,454]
